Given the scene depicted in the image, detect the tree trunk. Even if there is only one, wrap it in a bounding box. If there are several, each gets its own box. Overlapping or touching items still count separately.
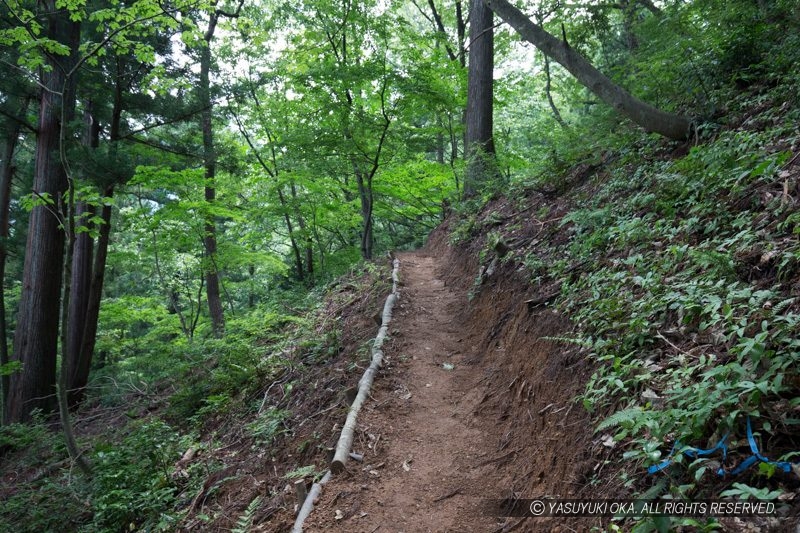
[356,170,373,260]
[455,0,467,68]
[63,202,94,407]
[200,17,225,338]
[485,0,691,140]
[6,3,80,423]
[636,0,662,17]
[67,77,122,407]
[203,192,225,338]
[543,54,568,128]
[0,98,27,420]
[289,180,314,279]
[619,0,639,51]
[277,187,304,281]
[72,187,113,406]
[62,107,101,408]
[464,0,496,197]
[248,264,255,308]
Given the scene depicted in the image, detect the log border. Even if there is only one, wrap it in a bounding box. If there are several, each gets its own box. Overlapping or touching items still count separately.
[290,258,401,532]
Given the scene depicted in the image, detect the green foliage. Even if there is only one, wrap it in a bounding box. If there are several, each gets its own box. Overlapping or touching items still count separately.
[719,483,783,500]
[246,408,290,445]
[0,411,58,459]
[283,464,320,480]
[0,476,90,533]
[499,85,800,510]
[0,412,81,533]
[3,0,800,530]
[91,419,193,531]
[0,359,22,376]
[231,496,262,533]
[464,8,800,507]
[0,416,200,533]
[596,408,644,433]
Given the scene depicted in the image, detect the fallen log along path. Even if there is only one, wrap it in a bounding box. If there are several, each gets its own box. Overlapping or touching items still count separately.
[292,258,401,533]
[296,251,507,532]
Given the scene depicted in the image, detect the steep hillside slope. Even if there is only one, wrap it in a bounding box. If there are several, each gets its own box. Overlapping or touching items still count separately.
[428,93,800,531]
[268,89,800,532]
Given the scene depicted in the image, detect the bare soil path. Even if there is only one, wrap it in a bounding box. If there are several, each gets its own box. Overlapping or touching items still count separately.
[305,251,508,532]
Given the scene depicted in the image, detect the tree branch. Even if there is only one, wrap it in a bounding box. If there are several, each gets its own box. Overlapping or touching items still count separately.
[118,106,208,138]
[69,1,202,79]
[410,0,458,62]
[484,0,691,140]
[542,53,568,128]
[0,105,36,134]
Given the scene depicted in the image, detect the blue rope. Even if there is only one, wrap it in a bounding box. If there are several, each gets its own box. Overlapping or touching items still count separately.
[723,416,795,476]
[646,433,728,474]
[648,416,798,477]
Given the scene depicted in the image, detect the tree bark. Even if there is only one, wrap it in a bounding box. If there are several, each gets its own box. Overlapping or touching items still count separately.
[6,3,80,423]
[543,54,568,128]
[636,0,662,17]
[289,180,314,278]
[72,187,113,406]
[0,98,28,420]
[63,201,94,407]
[464,0,497,197]
[331,258,400,474]
[621,0,639,50]
[61,106,101,408]
[455,0,467,68]
[200,15,225,338]
[277,187,305,281]
[67,73,122,406]
[356,170,374,260]
[485,0,691,140]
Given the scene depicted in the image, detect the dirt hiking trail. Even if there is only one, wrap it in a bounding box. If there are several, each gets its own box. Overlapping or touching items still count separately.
[304,250,512,532]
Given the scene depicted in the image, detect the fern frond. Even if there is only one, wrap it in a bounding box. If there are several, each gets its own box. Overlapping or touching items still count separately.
[232,496,262,533]
[637,477,668,500]
[596,407,643,432]
[540,335,593,347]
[772,297,796,313]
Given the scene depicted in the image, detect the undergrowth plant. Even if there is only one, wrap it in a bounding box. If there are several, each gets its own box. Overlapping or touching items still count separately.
[549,123,800,498]
[490,75,800,530]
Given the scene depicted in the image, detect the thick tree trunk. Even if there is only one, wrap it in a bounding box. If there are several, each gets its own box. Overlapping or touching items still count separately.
[485,0,691,140]
[200,20,225,338]
[62,107,101,408]
[66,80,122,407]
[63,202,94,407]
[464,0,496,197]
[72,188,113,406]
[0,103,26,419]
[203,192,225,338]
[6,4,80,423]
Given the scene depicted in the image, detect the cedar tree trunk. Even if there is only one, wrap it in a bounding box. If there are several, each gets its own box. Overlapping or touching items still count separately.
[464,0,497,197]
[6,2,80,423]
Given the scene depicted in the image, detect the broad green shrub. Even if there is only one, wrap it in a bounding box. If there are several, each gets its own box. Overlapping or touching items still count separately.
[91,419,191,532]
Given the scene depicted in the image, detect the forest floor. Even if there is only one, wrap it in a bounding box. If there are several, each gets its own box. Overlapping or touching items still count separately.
[301,247,594,533]
[304,251,508,532]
